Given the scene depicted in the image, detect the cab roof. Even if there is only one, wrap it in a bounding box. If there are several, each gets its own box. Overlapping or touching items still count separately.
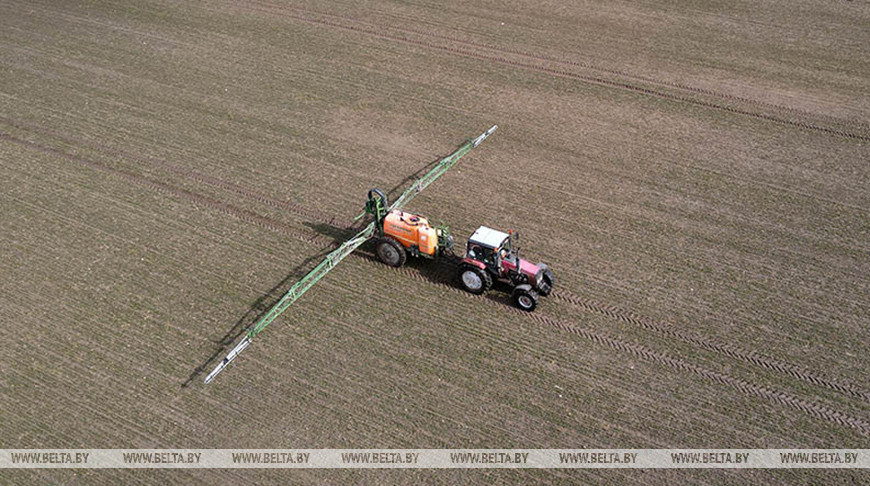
[468,226,510,249]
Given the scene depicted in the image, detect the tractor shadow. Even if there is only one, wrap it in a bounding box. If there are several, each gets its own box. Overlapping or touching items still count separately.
[400,255,521,310]
[429,256,521,309]
[181,245,334,388]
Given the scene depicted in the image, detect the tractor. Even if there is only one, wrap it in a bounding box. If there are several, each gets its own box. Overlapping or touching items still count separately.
[362,189,554,312]
[457,226,555,312]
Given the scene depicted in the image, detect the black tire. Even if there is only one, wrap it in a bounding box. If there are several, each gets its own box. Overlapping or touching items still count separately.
[536,263,555,297]
[376,237,406,267]
[458,265,492,295]
[512,285,539,312]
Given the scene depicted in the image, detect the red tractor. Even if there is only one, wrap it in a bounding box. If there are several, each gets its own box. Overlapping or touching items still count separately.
[457,226,555,311]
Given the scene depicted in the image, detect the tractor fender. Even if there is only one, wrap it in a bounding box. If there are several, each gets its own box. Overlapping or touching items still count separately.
[460,257,486,270]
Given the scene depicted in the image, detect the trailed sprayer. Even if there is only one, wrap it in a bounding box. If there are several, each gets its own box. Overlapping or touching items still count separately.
[206,125,555,383]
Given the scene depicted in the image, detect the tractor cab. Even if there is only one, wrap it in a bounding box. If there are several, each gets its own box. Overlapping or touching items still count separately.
[466,226,513,274]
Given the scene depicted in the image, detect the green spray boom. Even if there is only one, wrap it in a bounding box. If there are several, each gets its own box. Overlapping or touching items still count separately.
[204,125,497,384]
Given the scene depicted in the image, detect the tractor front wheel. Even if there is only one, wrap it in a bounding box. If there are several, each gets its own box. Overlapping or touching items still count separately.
[512,285,539,312]
[376,237,407,267]
[458,265,492,295]
[536,263,555,296]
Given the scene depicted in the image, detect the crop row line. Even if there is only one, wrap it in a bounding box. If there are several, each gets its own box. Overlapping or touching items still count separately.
[277,2,869,132]
[0,132,334,250]
[8,130,869,435]
[0,116,349,231]
[259,4,870,142]
[7,120,867,407]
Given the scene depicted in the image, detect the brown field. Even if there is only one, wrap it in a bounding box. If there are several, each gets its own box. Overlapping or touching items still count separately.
[2,0,869,483]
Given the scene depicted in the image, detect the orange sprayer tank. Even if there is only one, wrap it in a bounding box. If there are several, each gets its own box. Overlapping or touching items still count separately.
[383,210,437,256]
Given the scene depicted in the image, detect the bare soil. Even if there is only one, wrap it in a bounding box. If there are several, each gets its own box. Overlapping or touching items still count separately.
[2,0,869,484]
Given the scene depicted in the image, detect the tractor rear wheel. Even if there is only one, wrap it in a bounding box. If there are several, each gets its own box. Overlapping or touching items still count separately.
[458,265,492,295]
[512,285,539,312]
[376,237,407,267]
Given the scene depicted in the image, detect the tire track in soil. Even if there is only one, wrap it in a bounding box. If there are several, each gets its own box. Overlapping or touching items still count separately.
[365,256,870,437]
[329,260,811,447]
[8,130,869,435]
[15,1,869,335]
[344,236,870,409]
[9,123,869,408]
[338,256,870,437]
[399,257,870,406]
[12,116,868,315]
[251,3,870,142]
[519,312,870,437]
[549,292,870,404]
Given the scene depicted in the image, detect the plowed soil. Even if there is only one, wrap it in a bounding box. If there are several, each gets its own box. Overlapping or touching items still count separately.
[2,0,869,484]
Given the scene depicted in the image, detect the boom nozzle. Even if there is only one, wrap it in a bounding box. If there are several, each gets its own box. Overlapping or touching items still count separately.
[204,336,252,384]
[472,125,498,147]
